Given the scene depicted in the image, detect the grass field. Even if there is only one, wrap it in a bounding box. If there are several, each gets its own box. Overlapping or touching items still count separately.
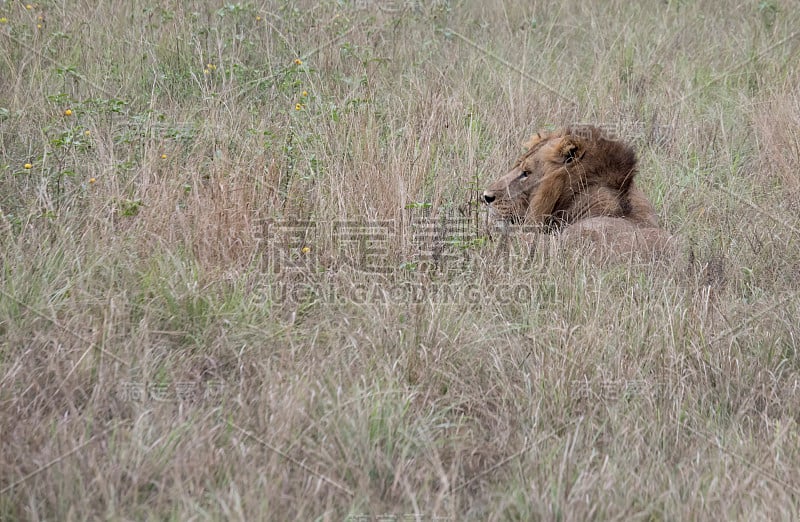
[2,0,800,519]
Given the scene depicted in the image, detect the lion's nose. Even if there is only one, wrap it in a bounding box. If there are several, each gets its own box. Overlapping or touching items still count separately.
[482,192,495,205]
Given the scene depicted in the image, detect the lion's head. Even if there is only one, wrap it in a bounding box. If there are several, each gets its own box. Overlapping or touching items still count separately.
[483,126,658,230]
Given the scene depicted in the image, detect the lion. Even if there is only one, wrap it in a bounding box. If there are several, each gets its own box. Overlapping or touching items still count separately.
[482,125,675,259]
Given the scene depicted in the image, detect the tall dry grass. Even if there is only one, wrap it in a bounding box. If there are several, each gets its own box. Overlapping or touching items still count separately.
[2,0,800,519]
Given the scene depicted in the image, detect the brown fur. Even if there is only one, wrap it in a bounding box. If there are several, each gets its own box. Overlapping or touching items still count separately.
[483,125,674,258]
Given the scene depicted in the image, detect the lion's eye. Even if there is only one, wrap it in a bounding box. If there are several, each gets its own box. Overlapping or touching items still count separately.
[519,171,530,179]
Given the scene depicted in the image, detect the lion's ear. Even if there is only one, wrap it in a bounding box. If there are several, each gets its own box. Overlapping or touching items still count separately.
[523,132,544,151]
[557,137,583,164]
